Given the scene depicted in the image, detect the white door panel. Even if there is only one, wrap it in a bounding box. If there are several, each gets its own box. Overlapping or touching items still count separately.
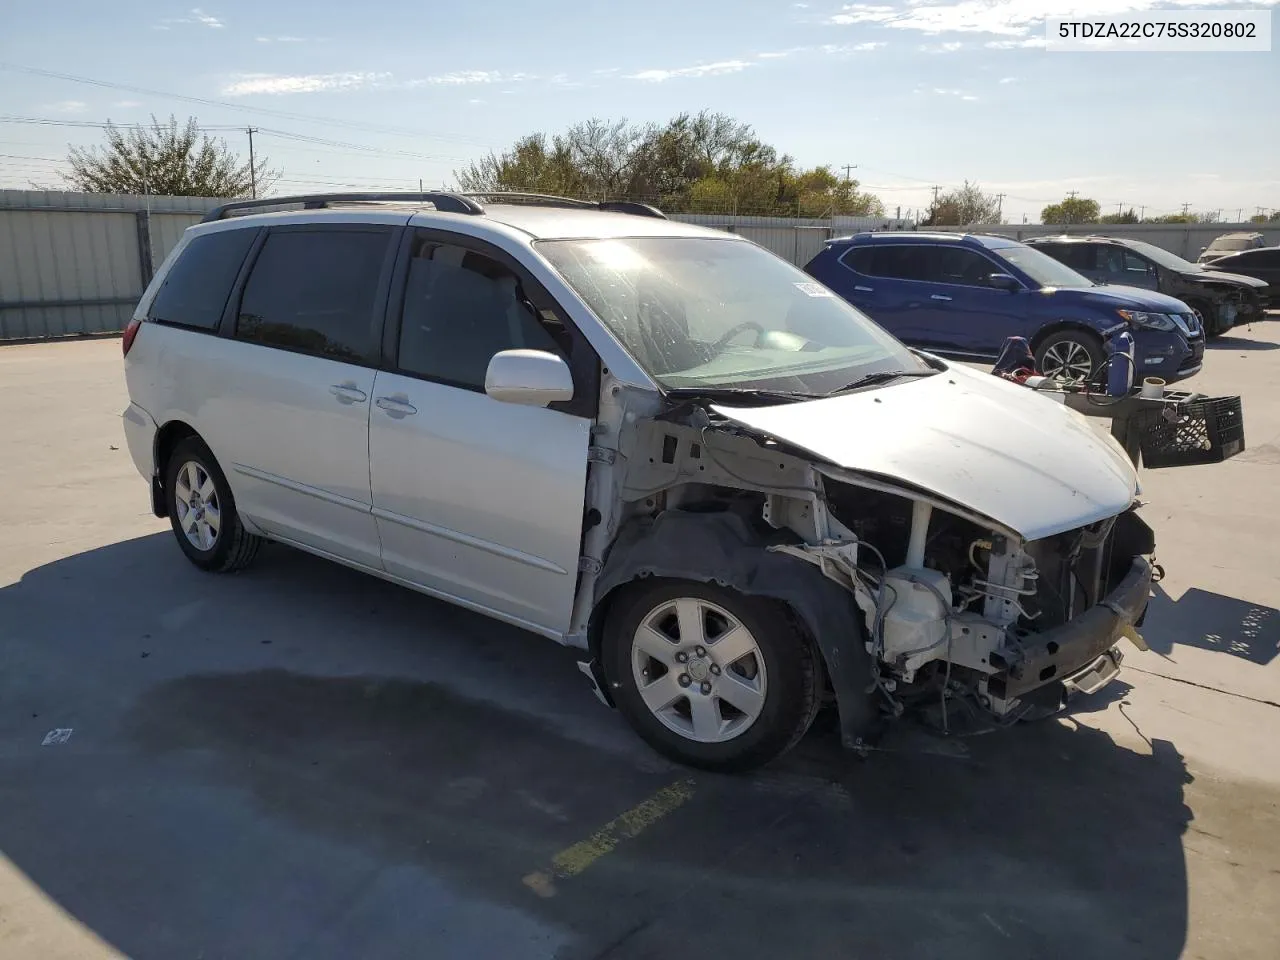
[369,370,590,634]
[198,337,380,567]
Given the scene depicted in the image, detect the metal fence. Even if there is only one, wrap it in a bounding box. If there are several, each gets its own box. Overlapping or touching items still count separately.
[0,190,220,341]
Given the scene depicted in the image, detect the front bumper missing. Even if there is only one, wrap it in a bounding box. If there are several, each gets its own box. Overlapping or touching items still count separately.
[986,557,1152,702]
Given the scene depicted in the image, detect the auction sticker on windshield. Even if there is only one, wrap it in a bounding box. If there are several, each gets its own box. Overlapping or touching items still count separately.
[794,282,835,297]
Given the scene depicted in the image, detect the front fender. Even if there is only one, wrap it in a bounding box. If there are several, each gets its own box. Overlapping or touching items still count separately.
[592,510,876,749]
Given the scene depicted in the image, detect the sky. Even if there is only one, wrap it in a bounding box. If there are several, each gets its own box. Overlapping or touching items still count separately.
[2,0,1278,224]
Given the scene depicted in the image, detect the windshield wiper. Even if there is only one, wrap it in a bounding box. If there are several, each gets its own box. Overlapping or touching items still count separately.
[830,369,937,394]
[663,386,824,405]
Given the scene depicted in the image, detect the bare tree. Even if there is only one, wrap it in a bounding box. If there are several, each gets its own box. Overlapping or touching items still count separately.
[63,115,277,197]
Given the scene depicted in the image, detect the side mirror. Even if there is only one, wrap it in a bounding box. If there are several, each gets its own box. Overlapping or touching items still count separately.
[988,272,1021,292]
[484,349,574,407]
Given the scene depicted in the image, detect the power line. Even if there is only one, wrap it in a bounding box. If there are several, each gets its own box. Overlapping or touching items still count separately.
[0,62,496,148]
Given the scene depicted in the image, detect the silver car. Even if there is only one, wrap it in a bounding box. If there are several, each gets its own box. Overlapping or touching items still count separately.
[121,192,1154,771]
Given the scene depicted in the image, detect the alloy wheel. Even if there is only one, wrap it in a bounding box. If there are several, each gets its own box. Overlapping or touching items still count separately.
[630,597,768,743]
[1040,339,1095,383]
[173,460,221,551]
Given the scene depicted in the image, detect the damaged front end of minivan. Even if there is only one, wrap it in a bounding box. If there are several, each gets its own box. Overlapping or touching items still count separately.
[573,360,1156,750]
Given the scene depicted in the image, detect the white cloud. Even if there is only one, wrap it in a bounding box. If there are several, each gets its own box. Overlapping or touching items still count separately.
[929,87,979,100]
[918,40,964,52]
[46,100,88,113]
[998,76,1017,83]
[985,36,1046,48]
[159,7,224,30]
[829,1,1279,38]
[112,99,142,107]
[821,41,887,52]
[221,72,389,95]
[626,60,755,82]
[255,35,310,43]
[468,98,486,105]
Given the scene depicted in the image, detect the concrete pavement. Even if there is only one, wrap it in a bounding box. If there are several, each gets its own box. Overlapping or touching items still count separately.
[1,330,1278,960]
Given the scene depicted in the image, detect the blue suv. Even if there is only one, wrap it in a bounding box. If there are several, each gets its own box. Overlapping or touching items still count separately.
[804,232,1204,383]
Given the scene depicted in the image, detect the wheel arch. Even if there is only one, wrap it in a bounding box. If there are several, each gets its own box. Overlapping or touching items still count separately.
[150,419,202,517]
[587,510,875,748]
[1030,319,1105,353]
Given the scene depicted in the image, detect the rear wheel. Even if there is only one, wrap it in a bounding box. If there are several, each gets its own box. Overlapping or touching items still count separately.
[602,580,820,772]
[165,437,262,573]
[1035,329,1105,385]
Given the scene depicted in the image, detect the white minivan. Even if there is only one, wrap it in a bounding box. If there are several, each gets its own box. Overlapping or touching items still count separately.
[122,192,1155,771]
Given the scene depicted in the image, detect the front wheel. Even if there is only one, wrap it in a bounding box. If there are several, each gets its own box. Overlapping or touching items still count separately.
[1187,300,1223,339]
[601,580,820,772]
[1035,329,1105,385]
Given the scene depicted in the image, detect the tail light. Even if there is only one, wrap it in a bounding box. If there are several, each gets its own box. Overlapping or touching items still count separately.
[122,318,142,358]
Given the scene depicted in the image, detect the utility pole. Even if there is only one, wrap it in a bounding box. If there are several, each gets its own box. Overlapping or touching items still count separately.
[247,126,258,199]
[1116,201,1124,217]
[1067,190,1078,200]
[841,164,858,182]
[1237,207,1243,222]
[1181,202,1191,216]
[995,193,1006,221]
[419,178,424,200]
[1139,205,1145,220]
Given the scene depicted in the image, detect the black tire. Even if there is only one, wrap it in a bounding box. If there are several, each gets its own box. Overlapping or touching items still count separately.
[164,436,262,573]
[601,579,820,773]
[1034,328,1105,385]
[1186,299,1223,339]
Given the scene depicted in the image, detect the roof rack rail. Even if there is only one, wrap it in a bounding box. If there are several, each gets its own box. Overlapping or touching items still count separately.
[459,192,668,220]
[200,191,484,223]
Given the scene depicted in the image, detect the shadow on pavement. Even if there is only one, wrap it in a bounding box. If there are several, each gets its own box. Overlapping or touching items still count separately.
[1144,583,1279,665]
[0,534,1195,960]
[1205,334,1279,351]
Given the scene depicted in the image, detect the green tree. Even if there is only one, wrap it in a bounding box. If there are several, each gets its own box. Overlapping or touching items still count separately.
[1143,213,1197,224]
[1041,196,1101,224]
[62,114,276,197]
[1100,208,1139,224]
[920,181,1002,226]
[453,111,882,216]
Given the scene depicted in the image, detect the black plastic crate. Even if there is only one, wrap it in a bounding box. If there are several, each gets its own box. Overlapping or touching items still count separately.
[1139,396,1245,468]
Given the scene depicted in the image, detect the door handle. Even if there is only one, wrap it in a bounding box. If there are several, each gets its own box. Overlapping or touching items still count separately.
[329,384,368,404]
[854,285,874,293]
[376,396,418,418]
[930,294,953,301]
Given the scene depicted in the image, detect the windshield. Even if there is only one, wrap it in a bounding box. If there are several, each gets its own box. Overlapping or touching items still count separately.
[1124,239,1201,272]
[1207,237,1252,253]
[536,236,928,393]
[987,243,1094,288]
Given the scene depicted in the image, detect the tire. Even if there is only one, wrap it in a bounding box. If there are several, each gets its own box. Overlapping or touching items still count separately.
[1034,329,1105,385]
[601,579,820,773]
[1186,299,1223,339]
[164,436,262,573]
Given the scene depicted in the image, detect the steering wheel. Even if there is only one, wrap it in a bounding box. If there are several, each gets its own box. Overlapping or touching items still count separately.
[708,321,766,356]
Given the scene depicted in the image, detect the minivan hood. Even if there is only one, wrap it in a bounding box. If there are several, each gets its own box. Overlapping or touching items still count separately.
[1186,268,1268,289]
[712,364,1138,542]
[1068,284,1191,313]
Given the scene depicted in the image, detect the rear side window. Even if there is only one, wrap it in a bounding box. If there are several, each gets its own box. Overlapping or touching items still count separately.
[148,229,256,330]
[396,242,562,390]
[839,247,876,275]
[1225,250,1277,268]
[850,245,934,282]
[236,228,393,363]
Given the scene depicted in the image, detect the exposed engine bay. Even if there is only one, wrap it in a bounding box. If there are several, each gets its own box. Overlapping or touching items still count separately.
[576,371,1156,745]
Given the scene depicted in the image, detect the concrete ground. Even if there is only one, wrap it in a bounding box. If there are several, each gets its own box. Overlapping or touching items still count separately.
[1,327,1278,960]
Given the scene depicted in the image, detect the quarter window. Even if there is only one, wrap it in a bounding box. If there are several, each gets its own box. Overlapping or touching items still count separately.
[236,228,393,363]
[396,241,563,390]
[149,228,256,331]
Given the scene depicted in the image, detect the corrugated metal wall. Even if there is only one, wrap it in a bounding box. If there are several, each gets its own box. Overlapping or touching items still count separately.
[0,190,219,340]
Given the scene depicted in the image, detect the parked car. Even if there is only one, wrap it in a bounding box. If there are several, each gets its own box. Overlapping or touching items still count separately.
[1198,231,1266,264]
[1024,235,1267,338]
[803,231,1203,384]
[1190,246,1280,307]
[122,192,1154,772]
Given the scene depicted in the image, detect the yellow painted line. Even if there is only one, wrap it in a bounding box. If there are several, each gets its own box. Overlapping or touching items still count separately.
[522,778,696,897]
